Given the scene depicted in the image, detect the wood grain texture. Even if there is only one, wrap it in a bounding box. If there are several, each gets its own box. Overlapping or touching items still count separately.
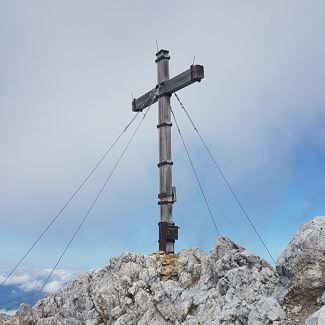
[132,65,204,112]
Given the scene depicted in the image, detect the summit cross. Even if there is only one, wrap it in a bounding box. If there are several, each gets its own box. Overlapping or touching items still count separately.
[132,49,204,253]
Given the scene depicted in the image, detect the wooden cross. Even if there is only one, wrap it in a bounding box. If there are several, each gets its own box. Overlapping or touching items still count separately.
[132,49,204,253]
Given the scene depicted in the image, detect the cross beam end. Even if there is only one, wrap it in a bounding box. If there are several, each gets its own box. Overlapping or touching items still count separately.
[132,65,204,112]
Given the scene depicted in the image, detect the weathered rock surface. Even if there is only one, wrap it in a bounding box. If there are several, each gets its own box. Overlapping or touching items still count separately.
[276,216,325,325]
[277,216,325,302]
[1,216,324,325]
[305,305,325,325]
[0,237,283,325]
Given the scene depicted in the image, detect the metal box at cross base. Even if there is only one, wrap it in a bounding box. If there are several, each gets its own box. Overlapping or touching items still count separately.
[158,221,179,252]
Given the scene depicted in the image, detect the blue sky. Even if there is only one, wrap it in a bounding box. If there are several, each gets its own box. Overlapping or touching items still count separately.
[1,0,325,281]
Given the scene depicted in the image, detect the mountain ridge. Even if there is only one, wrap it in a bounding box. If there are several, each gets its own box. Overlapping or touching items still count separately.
[1,216,324,325]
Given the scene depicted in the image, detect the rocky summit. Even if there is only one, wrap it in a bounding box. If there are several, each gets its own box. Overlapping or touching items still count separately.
[1,216,324,325]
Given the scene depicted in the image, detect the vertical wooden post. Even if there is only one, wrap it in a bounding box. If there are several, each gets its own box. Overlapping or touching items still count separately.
[156,49,177,253]
[132,49,204,253]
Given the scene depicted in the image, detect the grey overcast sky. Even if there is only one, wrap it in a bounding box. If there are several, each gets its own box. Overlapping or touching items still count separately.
[1,0,325,271]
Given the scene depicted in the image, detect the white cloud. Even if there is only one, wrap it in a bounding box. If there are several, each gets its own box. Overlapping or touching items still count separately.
[40,268,74,282]
[43,280,65,294]
[0,309,17,316]
[0,268,80,294]
[0,274,31,286]
[19,280,42,293]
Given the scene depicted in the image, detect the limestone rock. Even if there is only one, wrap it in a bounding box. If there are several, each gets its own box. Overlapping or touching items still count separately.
[321,291,325,305]
[248,297,285,324]
[276,216,325,302]
[305,306,325,325]
[0,237,284,325]
[0,314,18,325]
[3,217,325,324]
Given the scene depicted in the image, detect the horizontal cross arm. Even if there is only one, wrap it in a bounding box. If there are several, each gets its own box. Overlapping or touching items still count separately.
[132,65,204,112]
[132,88,159,112]
[161,64,204,96]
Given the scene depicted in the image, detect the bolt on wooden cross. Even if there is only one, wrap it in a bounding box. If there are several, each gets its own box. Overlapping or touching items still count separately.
[132,49,204,253]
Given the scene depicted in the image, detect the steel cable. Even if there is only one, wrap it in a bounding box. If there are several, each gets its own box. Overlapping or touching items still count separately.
[32,91,157,304]
[171,107,221,236]
[0,89,157,290]
[174,93,276,264]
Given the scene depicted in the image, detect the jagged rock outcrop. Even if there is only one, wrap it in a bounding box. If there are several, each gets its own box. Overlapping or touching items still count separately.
[276,216,325,301]
[0,237,283,325]
[1,216,325,325]
[0,315,10,325]
[274,216,325,325]
[276,216,325,324]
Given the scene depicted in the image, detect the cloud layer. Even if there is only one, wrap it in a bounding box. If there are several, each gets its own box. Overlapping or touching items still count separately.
[0,268,81,313]
[0,268,79,294]
[0,0,324,270]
